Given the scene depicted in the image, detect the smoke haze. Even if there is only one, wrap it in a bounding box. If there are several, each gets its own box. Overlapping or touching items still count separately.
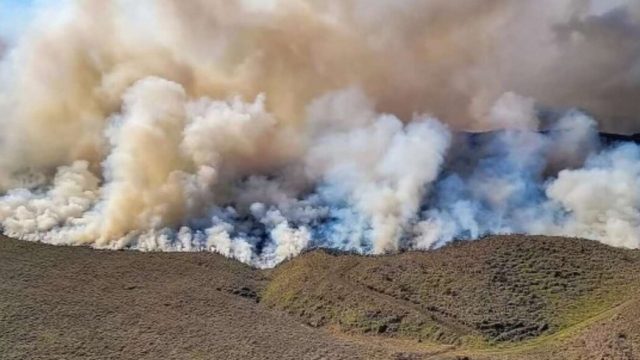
[0,0,639,267]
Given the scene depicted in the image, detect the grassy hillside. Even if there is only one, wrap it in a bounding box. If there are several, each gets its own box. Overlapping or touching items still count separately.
[0,236,393,360]
[2,234,639,359]
[263,236,640,346]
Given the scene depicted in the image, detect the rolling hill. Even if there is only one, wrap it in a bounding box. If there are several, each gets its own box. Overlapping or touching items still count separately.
[1,235,639,359]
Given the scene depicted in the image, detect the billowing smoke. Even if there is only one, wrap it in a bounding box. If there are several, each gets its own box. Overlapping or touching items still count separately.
[0,0,639,267]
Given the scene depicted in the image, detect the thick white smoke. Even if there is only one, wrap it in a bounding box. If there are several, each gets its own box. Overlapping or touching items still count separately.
[0,0,639,267]
[547,144,640,248]
[0,79,452,266]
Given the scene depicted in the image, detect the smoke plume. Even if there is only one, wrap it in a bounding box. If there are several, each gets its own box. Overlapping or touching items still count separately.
[0,0,639,267]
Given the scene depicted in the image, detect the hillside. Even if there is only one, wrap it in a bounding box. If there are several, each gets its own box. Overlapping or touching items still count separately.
[0,236,390,359]
[1,235,639,359]
[264,236,640,343]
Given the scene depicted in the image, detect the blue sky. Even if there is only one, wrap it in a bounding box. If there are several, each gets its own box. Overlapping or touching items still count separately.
[0,0,36,43]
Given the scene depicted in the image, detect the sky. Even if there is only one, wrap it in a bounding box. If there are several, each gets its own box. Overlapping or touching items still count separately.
[0,0,36,44]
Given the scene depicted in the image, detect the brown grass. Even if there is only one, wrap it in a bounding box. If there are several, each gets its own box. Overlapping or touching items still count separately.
[2,234,639,359]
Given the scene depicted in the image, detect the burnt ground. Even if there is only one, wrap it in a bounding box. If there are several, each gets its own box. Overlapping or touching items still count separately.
[2,234,640,359]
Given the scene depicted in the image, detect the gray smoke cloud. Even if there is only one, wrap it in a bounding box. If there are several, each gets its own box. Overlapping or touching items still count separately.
[0,0,639,267]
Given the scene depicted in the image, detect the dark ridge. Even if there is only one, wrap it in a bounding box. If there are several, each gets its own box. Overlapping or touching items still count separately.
[599,132,640,145]
[453,130,640,145]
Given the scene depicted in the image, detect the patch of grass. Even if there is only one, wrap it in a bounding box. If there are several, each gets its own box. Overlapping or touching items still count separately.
[264,236,640,346]
[4,234,640,359]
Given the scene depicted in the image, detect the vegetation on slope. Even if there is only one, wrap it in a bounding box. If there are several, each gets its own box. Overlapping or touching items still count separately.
[263,236,640,345]
[2,234,639,359]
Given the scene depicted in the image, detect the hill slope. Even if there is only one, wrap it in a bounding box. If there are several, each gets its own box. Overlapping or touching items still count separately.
[1,235,639,359]
[264,236,640,345]
[0,236,392,360]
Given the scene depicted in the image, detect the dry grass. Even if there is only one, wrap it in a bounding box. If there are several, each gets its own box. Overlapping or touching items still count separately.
[0,236,392,360]
[264,236,640,345]
[2,234,639,359]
